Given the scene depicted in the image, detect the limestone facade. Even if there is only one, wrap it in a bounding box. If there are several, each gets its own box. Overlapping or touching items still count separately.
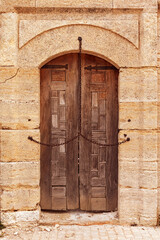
[0,0,160,226]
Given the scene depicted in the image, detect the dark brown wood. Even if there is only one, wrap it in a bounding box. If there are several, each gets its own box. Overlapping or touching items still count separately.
[80,54,118,211]
[40,53,118,212]
[40,68,52,210]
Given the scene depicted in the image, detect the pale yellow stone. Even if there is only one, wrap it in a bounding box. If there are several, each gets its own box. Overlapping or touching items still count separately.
[0,13,18,66]
[119,68,157,102]
[119,102,157,129]
[19,19,139,48]
[1,188,40,211]
[119,160,157,189]
[1,0,35,7]
[18,25,139,68]
[113,0,157,9]
[119,160,139,189]
[140,13,157,67]
[119,188,140,225]
[0,99,39,130]
[0,68,40,101]
[0,162,40,187]
[0,67,40,129]
[37,0,112,8]
[1,210,40,225]
[0,130,40,162]
[139,189,157,221]
[119,130,157,160]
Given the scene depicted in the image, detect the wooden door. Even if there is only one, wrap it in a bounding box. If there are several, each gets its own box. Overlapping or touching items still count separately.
[80,55,118,211]
[40,53,118,211]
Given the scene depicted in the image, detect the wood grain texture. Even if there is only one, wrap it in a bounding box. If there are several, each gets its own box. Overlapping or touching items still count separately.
[40,68,52,210]
[40,53,118,212]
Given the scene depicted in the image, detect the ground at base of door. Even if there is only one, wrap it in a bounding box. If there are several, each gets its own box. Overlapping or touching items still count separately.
[40,211,118,225]
[1,222,160,240]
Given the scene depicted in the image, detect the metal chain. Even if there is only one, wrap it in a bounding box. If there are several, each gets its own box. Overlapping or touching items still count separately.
[28,134,130,147]
[80,133,130,146]
[28,135,79,147]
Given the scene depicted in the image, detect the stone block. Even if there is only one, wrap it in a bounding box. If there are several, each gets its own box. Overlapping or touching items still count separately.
[0,13,18,66]
[119,160,139,188]
[0,99,39,130]
[139,161,157,189]
[119,130,157,161]
[0,130,40,162]
[119,68,157,102]
[1,0,35,7]
[0,162,40,187]
[36,0,112,8]
[1,188,40,211]
[119,160,157,189]
[1,210,40,225]
[140,13,157,67]
[18,25,140,68]
[19,19,139,48]
[113,0,157,10]
[119,102,157,129]
[139,189,157,225]
[0,68,40,101]
[118,187,140,225]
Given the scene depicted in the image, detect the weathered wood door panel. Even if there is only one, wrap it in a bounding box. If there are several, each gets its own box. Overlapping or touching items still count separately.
[40,53,118,212]
[80,55,118,211]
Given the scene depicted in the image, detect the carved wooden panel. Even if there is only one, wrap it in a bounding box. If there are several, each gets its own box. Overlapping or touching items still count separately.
[41,53,118,212]
[80,54,118,211]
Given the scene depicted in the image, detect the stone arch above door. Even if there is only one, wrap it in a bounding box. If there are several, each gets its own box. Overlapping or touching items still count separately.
[18,24,140,68]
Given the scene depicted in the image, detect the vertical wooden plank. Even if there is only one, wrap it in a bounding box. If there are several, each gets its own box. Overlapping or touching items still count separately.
[80,54,92,210]
[66,54,79,210]
[80,54,118,212]
[40,68,52,210]
[105,69,118,211]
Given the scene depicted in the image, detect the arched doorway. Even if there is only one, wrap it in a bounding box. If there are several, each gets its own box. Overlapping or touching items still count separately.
[40,53,118,212]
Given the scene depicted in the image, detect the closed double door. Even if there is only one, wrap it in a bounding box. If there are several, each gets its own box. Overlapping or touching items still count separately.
[40,53,118,211]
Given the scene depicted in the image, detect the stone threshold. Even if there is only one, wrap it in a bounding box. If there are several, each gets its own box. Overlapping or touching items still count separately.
[39,211,118,226]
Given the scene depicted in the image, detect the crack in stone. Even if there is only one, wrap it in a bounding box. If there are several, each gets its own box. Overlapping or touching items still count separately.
[0,68,19,85]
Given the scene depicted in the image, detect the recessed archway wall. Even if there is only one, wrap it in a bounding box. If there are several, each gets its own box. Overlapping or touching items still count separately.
[0,20,158,226]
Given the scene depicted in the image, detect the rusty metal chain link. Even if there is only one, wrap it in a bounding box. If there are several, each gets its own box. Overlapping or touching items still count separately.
[28,37,130,147]
[28,133,130,147]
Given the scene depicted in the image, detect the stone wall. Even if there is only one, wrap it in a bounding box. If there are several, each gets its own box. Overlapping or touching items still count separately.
[0,0,159,226]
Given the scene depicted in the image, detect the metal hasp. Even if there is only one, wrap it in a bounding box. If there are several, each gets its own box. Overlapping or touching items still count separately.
[85,65,116,70]
[42,64,68,69]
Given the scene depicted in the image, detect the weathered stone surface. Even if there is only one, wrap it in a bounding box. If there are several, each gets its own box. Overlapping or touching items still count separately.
[1,210,40,225]
[0,162,40,187]
[0,68,40,101]
[119,160,157,189]
[0,0,35,7]
[119,188,140,225]
[119,68,157,102]
[113,0,157,10]
[140,13,157,67]
[1,188,40,211]
[119,188,157,226]
[36,0,112,8]
[119,102,157,129]
[0,67,40,129]
[0,99,39,130]
[19,19,139,48]
[0,130,40,162]
[139,189,157,225]
[0,13,18,66]
[18,25,139,68]
[119,130,157,160]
